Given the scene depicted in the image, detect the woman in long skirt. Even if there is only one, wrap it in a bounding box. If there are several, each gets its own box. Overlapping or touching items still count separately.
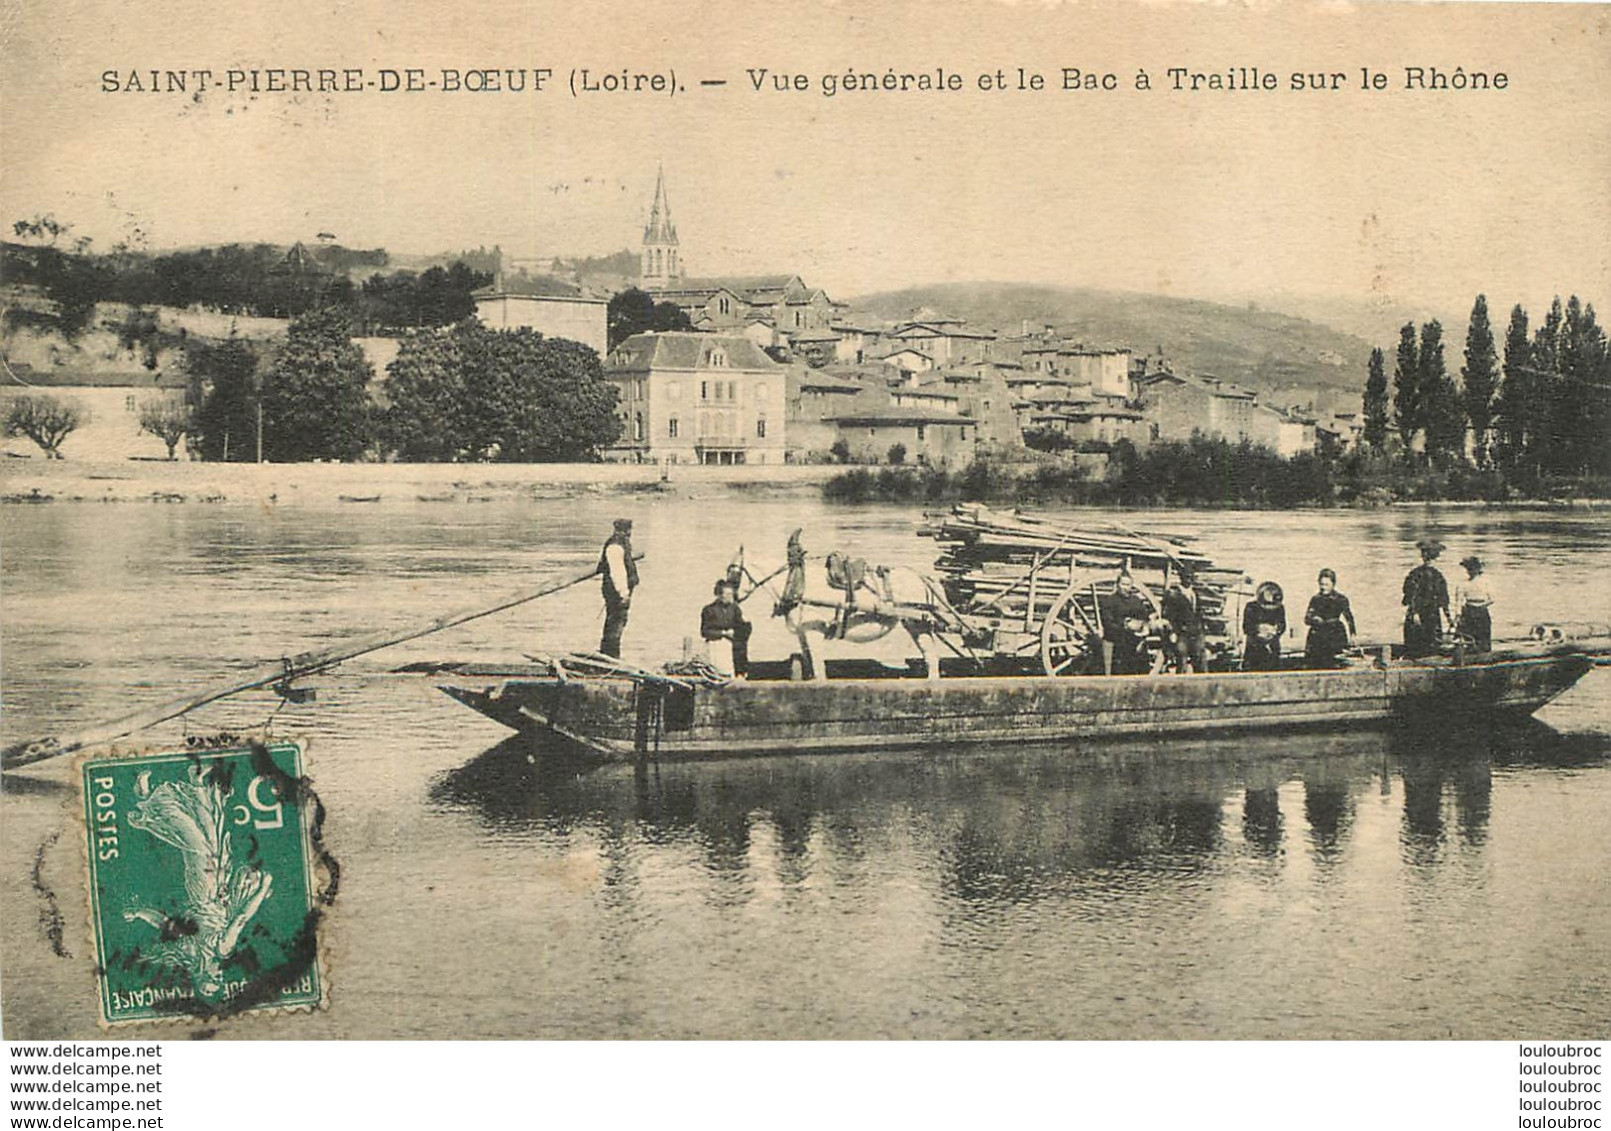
[1303,568,1357,668]
[1241,581,1287,671]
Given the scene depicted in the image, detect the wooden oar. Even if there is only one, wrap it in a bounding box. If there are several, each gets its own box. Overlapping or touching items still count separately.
[1,555,641,771]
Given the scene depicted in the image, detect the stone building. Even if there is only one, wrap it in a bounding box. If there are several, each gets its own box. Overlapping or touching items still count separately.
[1138,371,1259,446]
[603,332,786,465]
[824,405,976,467]
[472,275,608,355]
[1,365,188,461]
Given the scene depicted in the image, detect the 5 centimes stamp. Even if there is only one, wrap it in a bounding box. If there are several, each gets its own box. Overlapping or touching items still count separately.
[81,740,327,1025]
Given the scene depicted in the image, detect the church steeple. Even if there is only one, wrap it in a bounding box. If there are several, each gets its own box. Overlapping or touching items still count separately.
[640,164,681,291]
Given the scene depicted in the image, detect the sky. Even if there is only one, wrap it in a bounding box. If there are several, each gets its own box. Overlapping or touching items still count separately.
[4,0,1608,322]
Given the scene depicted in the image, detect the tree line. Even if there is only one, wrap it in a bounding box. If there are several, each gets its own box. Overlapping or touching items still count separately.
[181,311,621,463]
[1361,293,1610,484]
[4,217,491,335]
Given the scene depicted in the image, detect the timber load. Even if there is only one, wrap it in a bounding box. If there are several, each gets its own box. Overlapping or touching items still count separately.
[920,504,1248,662]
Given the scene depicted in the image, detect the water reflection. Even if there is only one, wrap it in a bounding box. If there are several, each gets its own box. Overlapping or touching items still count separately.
[429,719,1608,915]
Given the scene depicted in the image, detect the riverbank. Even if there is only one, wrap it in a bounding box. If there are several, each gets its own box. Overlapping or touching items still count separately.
[821,449,1611,510]
[0,457,839,506]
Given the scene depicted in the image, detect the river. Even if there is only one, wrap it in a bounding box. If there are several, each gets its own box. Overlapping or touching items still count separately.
[2,495,1609,1038]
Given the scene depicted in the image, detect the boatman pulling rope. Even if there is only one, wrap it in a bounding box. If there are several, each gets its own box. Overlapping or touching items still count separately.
[598,518,639,658]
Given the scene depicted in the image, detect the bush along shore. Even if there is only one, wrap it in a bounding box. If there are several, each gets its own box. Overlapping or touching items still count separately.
[821,438,1611,508]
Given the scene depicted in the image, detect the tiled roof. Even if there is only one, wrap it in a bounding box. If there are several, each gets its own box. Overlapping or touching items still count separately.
[826,405,973,426]
[607,332,780,372]
[890,323,996,340]
[2,364,187,389]
[1141,371,1257,401]
[794,374,864,394]
[679,275,803,299]
[472,273,589,299]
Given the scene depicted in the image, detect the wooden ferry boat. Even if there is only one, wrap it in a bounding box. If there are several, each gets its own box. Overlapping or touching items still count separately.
[433,507,1610,762]
[433,638,1610,761]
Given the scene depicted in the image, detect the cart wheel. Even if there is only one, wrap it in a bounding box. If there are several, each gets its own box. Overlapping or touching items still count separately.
[1040,583,1093,676]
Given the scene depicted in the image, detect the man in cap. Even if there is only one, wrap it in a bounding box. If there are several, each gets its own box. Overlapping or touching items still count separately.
[598,518,638,658]
[1401,538,1450,658]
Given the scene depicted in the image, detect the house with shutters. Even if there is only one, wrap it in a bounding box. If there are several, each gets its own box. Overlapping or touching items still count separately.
[602,332,786,465]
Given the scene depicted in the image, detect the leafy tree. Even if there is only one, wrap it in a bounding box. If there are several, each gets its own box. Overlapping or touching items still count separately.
[189,334,263,461]
[380,329,471,460]
[829,438,852,464]
[259,309,374,461]
[1460,295,1498,466]
[1420,321,1465,463]
[4,394,84,458]
[1362,347,1389,450]
[1023,425,1076,453]
[1493,304,1532,472]
[1391,322,1420,454]
[138,398,192,460]
[887,442,907,465]
[357,262,491,332]
[382,320,620,462]
[607,287,692,349]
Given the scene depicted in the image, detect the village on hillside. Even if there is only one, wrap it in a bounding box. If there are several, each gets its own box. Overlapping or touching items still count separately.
[473,168,1358,470]
[0,166,1464,470]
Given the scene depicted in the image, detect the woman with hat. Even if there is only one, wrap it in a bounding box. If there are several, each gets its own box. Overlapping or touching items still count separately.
[1302,568,1357,668]
[1454,555,1493,652]
[1402,538,1450,658]
[1241,581,1287,671]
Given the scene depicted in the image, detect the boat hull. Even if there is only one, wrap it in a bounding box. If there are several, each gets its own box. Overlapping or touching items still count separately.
[436,645,1604,762]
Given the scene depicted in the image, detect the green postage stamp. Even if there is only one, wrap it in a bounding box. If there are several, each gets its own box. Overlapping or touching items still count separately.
[82,741,326,1024]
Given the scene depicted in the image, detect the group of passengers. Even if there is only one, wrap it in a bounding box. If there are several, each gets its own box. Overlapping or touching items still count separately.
[1098,537,1493,675]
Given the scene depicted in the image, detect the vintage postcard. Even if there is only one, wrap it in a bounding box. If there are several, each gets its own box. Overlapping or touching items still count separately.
[2,0,1608,1066]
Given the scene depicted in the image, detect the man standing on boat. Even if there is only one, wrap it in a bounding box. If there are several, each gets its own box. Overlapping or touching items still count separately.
[599,518,639,658]
[1402,538,1450,658]
[1162,568,1209,673]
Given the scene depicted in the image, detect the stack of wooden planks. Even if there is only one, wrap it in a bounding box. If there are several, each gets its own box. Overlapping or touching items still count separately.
[920,504,1246,637]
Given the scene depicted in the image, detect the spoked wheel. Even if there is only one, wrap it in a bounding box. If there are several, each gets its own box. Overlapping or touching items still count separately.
[1040,582,1095,676]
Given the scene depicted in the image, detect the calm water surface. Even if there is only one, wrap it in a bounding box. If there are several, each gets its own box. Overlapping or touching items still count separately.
[3,495,1609,1038]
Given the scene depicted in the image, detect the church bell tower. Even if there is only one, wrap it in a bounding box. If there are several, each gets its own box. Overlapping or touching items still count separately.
[640,165,680,291]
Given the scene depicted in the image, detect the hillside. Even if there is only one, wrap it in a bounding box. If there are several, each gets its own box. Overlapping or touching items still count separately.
[849,282,1375,407]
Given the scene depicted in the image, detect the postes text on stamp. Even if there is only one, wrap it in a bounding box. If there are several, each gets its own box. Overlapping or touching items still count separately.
[82,741,324,1024]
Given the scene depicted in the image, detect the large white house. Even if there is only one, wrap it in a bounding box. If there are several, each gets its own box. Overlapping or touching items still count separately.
[472,275,608,356]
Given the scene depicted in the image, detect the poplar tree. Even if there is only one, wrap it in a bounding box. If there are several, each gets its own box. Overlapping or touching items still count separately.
[1531,298,1565,473]
[1419,320,1465,463]
[1362,347,1389,450]
[1559,297,1610,476]
[1391,322,1420,455]
[1493,304,1531,471]
[1461,295,1498,467]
